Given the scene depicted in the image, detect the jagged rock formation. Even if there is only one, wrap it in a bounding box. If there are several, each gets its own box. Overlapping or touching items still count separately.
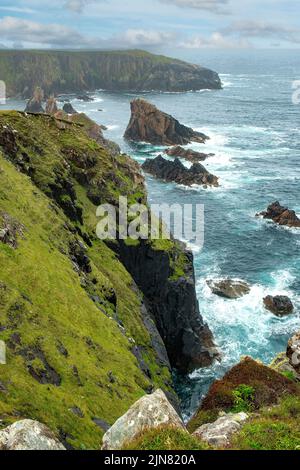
[0,420,65,450]
[257,201,300,228]
[115,240,219,373]
[63,102,77,115]
[165,146,213,163]
[193,413,248,448]
[24,87,44,113]
[45,96,58,115]
[0,50,221,97]
[124,99,209,146]
[207,279,251,299]
[142,155,219,187]
[102,389,185,450]
[263,295,294,316]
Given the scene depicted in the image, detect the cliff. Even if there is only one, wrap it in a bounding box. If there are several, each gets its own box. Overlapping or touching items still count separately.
[0,111,217,449]
[0,50,222,98]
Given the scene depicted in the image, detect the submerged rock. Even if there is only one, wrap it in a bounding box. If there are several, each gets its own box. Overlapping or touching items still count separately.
[193,412,248,448]
[63,102,77,115]
[257,201,300,228]
[124,99,209,146]
[0,420,65,450]
[142,155,219,187]
[165,146,213,163]
[287,331,300,375]
[102,389,185,450]
[77,94,94,102]
[24,87,45,114]
[206,279,250,299]
[263,295,294,316]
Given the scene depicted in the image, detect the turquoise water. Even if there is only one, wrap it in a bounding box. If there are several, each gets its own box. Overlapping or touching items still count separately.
[2,49,300,417]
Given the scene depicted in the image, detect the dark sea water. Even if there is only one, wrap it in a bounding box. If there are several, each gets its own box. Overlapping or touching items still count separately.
[2,49,300,418]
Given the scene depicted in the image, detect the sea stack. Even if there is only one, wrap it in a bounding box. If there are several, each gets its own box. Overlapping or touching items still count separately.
[257,201,300,228]
[124,99,209,146]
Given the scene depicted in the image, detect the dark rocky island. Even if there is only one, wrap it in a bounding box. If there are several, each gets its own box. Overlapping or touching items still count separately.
[257,201,300,228]
[0,50,221,98]
[142,155,219,187]
[124,99,209,146]
[165,146,213,163]
[207,279,251,299]
[263,295,294,317]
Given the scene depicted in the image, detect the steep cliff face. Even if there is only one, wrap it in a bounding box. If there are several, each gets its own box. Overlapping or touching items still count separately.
[0,110,217,448]
[0,50,222,97]
[115,240,219,373]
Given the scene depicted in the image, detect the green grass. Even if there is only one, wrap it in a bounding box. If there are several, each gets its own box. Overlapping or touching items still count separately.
[122,426,210,450]
[232,395,300,450]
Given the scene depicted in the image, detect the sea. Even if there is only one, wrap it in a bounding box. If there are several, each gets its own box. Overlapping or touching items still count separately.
[2,49,300,419]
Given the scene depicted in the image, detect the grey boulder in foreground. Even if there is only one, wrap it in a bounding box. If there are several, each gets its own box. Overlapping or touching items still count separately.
[0,420,65,450]
[193,412,249,448]
[102,389,185,450]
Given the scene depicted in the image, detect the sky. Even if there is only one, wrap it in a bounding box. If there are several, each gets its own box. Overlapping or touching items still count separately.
[0,0,299,51]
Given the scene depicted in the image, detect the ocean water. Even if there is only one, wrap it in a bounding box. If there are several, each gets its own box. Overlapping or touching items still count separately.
[2,49,300,418]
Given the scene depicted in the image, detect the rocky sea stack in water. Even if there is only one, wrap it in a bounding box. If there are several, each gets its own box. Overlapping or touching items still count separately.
[124,99,209,146]
[142,156,219,187]
[165,146,213,163]
[257,201,300,228]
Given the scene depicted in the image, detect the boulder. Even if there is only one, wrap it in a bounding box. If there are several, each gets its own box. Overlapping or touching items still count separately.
[0,211,25,249]
[263,295,294,316]
[287,331,300,375]
[102,389,185,450]
[45,96,58,115]
[24,87,45,114]
[257,201,300,228]
[142,156,219,187]
[193,412,248,448]
[0,420,65,450]
[165,146,213,163]
[206,279,250,299]
[63,102,77,115]
[124,99,209,146]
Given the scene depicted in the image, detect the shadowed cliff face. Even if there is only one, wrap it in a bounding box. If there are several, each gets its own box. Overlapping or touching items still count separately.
[124,99,209,146]
[115,240,219,373]
[0,50,221,97]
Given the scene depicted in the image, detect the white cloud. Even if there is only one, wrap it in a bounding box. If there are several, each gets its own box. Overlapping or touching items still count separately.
[223,20,300,43]
[160,0,230,14]
[64,0,95,13]
[181,31,251,48]
[120,29,178,47]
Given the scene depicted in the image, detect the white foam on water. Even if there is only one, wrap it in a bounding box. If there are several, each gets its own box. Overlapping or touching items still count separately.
[105,124,120,131]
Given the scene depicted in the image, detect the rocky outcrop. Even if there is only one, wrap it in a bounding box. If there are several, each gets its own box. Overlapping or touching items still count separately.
[0,340,5,365]
[45,96,58,115]
[287,331,300,375]
[63,102,77,115]
[257,201,300,228]
[24,87,45,114]
[193,412,248,448]
[0,50,221,97]
[263,295,294,316]
[142,156,219,187]
[0,420,65,450]
[102,389,185,450]
[0,211,25,249]
[165,146,213,163]
[76,94,94,102]
[270,351,300,381]
[124,99,209,146]
[115,240,219,373]
[206,279,251,299]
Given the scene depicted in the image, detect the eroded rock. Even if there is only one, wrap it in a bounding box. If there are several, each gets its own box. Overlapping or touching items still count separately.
[0,212,25,249]
[45,96,58,115]
[24,87,45,114]
[0,420,65,450]
[287,331,300,375]
[165,146,213,163]
[193,412,248,448]
[207,279,250,299]
[124,99,209,146]
[142,156,219,187]
[102,389,185,450]
[263,295,294,316]
[63,102,77,115]
[257,201,300,228]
